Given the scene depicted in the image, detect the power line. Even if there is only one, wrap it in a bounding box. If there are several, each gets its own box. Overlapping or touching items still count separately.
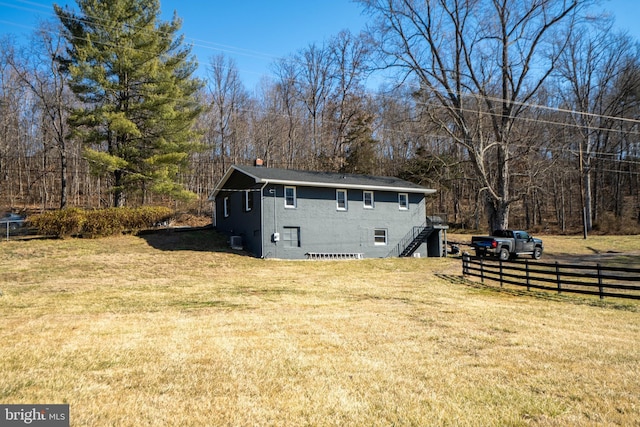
[3,1,640,148]
[2,2,638,123]
[0,1,283,78]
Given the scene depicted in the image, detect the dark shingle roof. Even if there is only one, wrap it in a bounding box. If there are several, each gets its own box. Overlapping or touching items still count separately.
[211,165,435,198]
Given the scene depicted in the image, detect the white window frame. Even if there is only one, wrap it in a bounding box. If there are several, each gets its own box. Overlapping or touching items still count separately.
[284,186,297,208]
[223,196,230,217]
[374,229,387,245]
[399,193,409,210]
[336,189,348,211]
[244,190,253,212]
[363,191,374,209]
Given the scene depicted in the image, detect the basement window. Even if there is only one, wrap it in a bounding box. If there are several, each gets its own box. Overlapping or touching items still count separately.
[374,229,387,245]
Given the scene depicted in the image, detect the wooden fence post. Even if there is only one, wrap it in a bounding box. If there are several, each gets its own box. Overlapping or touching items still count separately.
[598,263,604,300]
[556,262,562,294]
[525,259,530,291]
[462,253,468,276]
[480,256,485,284]
[499,259,503,288]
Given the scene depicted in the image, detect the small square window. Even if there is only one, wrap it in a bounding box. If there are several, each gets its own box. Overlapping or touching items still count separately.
[374,229,387,245]
[337,189,348,210]
[399,193,409,210]
[282,226,301,248]
[363,191,374,208]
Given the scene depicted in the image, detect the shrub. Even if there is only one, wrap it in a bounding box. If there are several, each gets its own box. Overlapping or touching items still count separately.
[27,208,85,238]
[83,208,125,237]
[124,206,173,230]
[28,207,173,238]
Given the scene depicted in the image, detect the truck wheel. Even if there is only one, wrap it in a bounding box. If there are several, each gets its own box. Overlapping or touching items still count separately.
[475,249,486,258]
[532,247,542,260]
[498,248,510,261]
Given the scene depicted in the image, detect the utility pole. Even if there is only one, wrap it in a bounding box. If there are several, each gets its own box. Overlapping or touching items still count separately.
[579,140,588,240]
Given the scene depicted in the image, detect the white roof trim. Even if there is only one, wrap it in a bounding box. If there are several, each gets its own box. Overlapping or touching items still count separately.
[251,178,436,194]
[208,166,237,200]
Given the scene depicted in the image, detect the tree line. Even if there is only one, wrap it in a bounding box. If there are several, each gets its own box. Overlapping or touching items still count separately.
[1,0,639,234]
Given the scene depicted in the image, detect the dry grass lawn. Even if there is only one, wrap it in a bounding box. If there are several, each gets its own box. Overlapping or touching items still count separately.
[1,231,639,426]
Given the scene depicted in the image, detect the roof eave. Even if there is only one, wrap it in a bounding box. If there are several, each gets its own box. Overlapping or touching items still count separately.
[208,165,241,200]
[258,178,435,194]
[209,166,437,200]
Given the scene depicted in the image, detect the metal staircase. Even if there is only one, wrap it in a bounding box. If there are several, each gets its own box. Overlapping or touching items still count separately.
[388,216,448,258]
[388,222,432,257]
[400,226,433,257]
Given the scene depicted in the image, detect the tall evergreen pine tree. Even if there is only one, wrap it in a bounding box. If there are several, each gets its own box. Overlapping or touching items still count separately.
[55,0,203,206]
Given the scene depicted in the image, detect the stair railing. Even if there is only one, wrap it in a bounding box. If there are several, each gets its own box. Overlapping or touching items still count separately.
[388,221,429,258]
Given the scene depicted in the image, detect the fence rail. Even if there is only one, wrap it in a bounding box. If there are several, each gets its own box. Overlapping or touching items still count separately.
[461,253,640,300]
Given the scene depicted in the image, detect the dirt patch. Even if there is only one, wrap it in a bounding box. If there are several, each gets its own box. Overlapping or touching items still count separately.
[171,213,212,227]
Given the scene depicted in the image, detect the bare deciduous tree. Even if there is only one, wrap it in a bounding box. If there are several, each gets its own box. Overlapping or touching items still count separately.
[556,20,640,234]
[207,54,249,175]
[360,0,584,230]
[272,59,304,168]
[7,21,72,209]
[326,30,371,169]
[294,43,333,168]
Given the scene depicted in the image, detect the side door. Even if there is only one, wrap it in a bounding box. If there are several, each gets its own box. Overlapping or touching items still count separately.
[515,231,533,253]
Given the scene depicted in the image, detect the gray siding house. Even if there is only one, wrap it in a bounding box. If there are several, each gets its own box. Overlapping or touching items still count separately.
[210,164,446,259]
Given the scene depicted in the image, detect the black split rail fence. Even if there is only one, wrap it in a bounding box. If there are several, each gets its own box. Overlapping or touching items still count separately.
[461,253,640,300]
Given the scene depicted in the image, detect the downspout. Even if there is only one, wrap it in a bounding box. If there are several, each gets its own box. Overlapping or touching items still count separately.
[269,185,278,259]
[212,199,216,228]
[259,182,268,258]
[273,188,277,233]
